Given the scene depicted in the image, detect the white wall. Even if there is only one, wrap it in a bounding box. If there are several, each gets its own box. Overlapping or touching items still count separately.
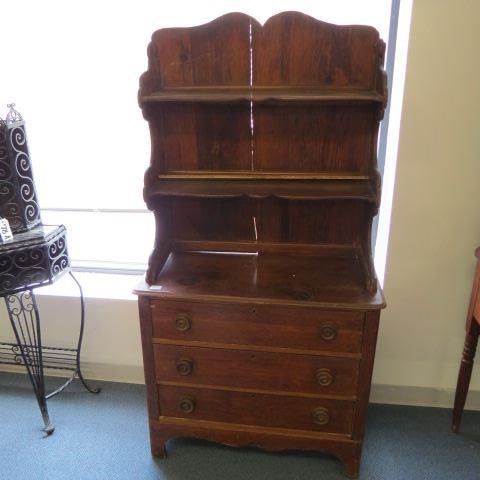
[372,0,480,399]
[0,288,145,383]
[2,0,480,408]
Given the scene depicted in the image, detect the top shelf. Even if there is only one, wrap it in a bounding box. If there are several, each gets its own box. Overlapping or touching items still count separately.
[140,86,385,105]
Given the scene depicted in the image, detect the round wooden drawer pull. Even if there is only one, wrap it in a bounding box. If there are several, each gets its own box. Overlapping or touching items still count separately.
[319,323,337,341]
[312,407,330,426]
[180,397,196,414]
[315,368,335,387]
[176,358,194,376]
[174,313,191,332]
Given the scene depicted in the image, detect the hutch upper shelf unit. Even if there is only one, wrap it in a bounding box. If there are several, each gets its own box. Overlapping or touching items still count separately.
[135,12,387,478]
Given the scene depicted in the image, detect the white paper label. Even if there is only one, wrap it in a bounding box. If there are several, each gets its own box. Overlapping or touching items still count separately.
[0,218,14,242]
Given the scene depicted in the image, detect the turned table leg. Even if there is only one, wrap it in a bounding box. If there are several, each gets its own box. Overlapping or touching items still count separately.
[452,320,479,433]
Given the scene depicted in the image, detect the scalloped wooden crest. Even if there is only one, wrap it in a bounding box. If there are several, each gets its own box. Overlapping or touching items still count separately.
[140,11,384,94]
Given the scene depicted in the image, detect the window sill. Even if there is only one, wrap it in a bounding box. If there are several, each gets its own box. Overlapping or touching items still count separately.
[35,271,144,301]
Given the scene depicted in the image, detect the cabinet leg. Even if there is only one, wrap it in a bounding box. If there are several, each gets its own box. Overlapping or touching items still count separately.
[151,431,167,458]
[452,322,479,433]
[343,456,360,479]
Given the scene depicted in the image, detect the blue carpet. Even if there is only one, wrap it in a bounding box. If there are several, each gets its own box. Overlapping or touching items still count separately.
[0,372,479,480]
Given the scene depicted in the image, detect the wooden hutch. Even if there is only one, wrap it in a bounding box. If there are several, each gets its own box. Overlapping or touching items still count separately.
[135,12,387,478]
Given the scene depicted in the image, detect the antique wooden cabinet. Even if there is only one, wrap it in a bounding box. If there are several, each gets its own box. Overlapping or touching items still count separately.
[134,12,387,478]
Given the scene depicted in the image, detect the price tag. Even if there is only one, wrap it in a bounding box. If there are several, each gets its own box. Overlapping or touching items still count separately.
[0,218,14,242]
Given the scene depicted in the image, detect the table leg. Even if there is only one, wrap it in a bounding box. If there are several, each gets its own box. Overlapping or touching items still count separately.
[44,272,101,399]
[452,319,479,433]
[69,271,101,394]
[4,290,54,435]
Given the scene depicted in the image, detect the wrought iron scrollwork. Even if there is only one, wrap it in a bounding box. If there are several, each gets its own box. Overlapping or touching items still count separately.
[4,290,53,434]
[0,104,41,233]
[0,225,70,296]
[0,105,99,435]
[5,103,23,124]
[1,273,100,435]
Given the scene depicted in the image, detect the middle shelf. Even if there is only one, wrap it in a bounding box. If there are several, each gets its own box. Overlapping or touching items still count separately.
[140,86,385,104]
[147,178,376,202]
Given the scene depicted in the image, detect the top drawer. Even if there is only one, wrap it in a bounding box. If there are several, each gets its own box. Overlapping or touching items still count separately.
[151,300,364,353]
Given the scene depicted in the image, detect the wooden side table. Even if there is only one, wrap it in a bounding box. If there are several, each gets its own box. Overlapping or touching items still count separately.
[0,224,99,434]
[452,247,480,433]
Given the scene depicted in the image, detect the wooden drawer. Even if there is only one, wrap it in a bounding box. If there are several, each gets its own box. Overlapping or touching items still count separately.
[154,344,359,396]
[151,300,364,353]
[158,385,355,435]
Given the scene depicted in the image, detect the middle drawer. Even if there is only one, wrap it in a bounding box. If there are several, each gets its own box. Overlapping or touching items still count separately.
[154,344,359,396]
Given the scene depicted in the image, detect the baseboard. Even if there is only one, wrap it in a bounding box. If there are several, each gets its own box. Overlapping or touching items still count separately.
[370,383,480,411]
[0,361,146,385]
[1,363,480,411]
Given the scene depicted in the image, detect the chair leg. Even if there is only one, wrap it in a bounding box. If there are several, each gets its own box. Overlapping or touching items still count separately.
[452,321,479,433]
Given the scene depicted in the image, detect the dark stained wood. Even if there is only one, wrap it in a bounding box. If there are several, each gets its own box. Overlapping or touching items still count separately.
[150,300,364,354]
[157,171,370,180]
[137,296,164,456]
[172,240,357,256]
[452,247,480,433]
[147,13,252,89]
[150,416,361,475]
[169,198,256,243]
[145,201,172,285]
[145,103,252,173]
[148,179,376,201]
[163,199,373,261]
[136,251,385,310]
[252,12,382,89]
[352,311,379,438]
[255,199,368,245]
[136,12,387,478]
[158,385,355,434]
[141,85,384,104]
[141,13,253,176]
[253,105,375,175]
[154,344,359,396]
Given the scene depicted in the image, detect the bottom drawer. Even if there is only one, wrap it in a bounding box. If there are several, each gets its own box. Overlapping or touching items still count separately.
[158,385,354,435]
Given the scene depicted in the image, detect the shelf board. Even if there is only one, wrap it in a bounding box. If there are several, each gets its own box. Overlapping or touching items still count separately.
[141,86,384,104]
[148,179,375,201]
[158,171,371,180]
[135,250,384,309]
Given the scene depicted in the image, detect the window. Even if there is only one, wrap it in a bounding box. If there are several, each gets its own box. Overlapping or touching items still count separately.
[1,1,411,281]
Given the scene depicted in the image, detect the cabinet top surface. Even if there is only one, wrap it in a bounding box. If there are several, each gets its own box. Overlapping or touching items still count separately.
[135,251,385,310]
